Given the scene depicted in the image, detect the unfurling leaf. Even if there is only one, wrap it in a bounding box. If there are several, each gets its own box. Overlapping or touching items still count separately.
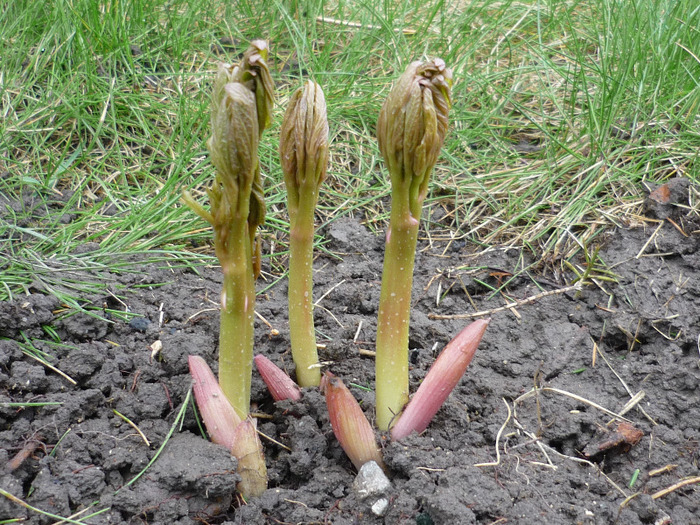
[280,80,329,201]
[376,59,452,206]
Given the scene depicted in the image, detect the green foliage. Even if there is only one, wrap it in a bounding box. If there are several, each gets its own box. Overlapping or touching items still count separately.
[1,0,698,307]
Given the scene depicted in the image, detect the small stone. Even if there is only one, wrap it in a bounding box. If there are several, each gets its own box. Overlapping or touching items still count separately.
[129,317,150,332]
[371,497,389,516]
[352,461,391,500]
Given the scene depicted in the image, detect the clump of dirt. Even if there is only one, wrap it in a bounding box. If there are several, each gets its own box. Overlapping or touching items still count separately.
[2,187,699,524]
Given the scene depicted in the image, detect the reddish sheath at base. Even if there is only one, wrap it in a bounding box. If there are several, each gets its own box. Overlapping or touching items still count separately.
[254,354,302,402]
[391,318,489,441]
[322,372,385,471]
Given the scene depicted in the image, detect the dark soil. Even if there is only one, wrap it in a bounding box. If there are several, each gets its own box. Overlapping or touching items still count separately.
[2,188,699,524]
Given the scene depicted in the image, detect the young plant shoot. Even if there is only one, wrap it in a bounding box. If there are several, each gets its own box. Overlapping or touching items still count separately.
[321,372,385,471]
[189,356,267,499]
[374,60,453,430]
[279,81,329,387]
[390,319,489,441]
[183,41,274,416]
[254,354,302,402]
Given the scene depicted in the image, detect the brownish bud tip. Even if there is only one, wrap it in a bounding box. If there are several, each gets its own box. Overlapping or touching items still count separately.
[376,59,452,209]
[239,40,275,134]
[280,80,330,197]
[207,83,259,220]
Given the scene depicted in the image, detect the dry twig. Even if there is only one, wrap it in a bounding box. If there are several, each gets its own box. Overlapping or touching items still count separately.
[429,283,581,320]
[652,477,700,500]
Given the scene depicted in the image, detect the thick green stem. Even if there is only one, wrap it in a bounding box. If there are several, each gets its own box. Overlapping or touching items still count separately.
[218,218,255,418]
[288,184,321,387]
[375,189,420,430]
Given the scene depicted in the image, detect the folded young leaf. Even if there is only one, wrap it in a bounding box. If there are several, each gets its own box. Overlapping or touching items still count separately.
[391,319,489,441]
[189,355,242,449]
[254,354,302,402]
[231,417,268,499]
[321,372,385,471]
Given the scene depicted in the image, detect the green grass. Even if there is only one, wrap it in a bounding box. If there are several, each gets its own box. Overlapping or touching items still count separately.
[1,0,699,308]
